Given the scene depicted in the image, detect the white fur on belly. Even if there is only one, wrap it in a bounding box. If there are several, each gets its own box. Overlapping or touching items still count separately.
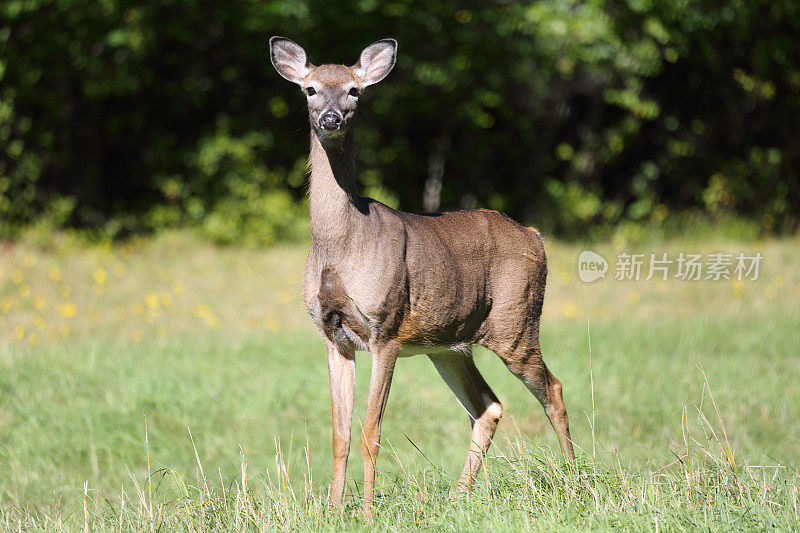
[356,344,471,358]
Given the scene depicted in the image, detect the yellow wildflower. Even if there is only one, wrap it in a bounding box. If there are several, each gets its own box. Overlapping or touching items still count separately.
[145,293,159,309]
[93,268,107,285]
[59,303,77,318]
[193,304,213,318]
[732,281,744,297]
[33,296,46,310]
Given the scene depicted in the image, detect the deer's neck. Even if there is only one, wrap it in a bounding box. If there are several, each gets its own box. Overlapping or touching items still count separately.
[308,128,363,247]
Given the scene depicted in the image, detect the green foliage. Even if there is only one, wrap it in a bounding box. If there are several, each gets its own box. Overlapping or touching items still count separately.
[162,120,307,245]
[1,0,798,241]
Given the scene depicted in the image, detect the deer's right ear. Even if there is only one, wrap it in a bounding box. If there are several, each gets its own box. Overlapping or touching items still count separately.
[269,36,311,85]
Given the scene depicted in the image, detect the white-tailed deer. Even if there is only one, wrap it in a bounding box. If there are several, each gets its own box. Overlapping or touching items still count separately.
[269,36,574,514]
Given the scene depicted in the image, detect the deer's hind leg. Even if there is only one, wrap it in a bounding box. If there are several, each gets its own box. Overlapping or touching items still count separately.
[484,335,575,460]
[427,349,503,491]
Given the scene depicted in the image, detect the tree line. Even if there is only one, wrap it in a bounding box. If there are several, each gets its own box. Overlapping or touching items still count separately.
[1,0,798,243]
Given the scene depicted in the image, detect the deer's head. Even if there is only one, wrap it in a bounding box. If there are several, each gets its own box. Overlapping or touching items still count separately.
[269,37,397,140]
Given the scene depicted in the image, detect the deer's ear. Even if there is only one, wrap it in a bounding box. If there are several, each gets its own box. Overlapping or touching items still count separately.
[270,36,311,85]
[353,39,397,87]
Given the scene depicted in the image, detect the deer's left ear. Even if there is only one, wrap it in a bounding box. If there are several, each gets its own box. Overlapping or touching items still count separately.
[353,39,397,87]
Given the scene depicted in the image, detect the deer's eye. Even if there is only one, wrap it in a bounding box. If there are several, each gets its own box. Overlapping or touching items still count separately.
[305,87,316,96]
[348,87,360,97]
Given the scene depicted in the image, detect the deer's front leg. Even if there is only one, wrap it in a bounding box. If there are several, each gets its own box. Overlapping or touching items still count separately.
[360,345,399,517]
[326,339,355,509]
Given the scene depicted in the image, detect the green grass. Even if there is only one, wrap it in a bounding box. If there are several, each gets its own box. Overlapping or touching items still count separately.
[1,232,799,529]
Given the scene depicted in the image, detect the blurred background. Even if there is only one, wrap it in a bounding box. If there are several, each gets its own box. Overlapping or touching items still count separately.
[2,0,799,244]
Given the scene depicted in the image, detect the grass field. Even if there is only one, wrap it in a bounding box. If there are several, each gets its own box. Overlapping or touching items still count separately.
[1,231,799,530]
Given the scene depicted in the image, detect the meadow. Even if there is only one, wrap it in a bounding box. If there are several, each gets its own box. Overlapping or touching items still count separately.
[1,231,799,530]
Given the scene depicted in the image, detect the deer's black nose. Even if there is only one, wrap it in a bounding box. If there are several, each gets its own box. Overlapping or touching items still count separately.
[320,112,342,130]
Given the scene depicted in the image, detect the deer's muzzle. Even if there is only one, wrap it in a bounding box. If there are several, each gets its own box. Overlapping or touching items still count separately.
[320,111,342,130]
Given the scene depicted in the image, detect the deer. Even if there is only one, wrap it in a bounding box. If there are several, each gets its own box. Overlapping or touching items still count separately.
[268,36,575,515]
